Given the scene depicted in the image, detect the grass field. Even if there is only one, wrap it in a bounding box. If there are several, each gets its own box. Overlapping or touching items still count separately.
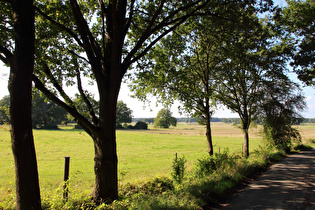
[0,122,314,206]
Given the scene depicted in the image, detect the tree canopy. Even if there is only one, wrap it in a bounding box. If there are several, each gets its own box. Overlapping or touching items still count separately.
[32,92,68,129]
[259,77,306,151]
[154,108,177,129]
[0,95,10,124]
[276,0,315,86]
[116,100,133,128]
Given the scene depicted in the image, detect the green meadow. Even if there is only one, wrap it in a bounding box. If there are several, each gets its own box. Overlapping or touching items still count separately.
[0,122,314,208]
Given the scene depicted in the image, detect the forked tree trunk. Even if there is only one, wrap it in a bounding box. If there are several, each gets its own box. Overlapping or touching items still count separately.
[9,0,41,209]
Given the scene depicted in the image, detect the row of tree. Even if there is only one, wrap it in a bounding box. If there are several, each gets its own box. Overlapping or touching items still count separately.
[0,0,313,208]
[132,117,222,124]
[129,1,311,156]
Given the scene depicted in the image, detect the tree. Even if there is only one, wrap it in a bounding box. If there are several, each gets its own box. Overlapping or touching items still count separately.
[26,0,212,203]
[276,0,315,86]
[260,78,306,152]
[0,0,41,209]
[116,100,133,128]
[0,95,10,124]
[130,1,274,156]
[154,108,177,128]
[212,15,290,157]
[32,91,68,129]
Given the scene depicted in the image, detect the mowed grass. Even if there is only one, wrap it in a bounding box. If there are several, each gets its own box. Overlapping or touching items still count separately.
[0,122,313,202]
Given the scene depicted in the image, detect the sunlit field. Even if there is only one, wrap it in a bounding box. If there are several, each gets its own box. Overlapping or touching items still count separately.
[0,122,314,203]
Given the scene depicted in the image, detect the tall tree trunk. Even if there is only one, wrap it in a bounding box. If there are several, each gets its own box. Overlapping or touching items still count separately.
[92,77,120,203]
[9,0,41,209]
[205,114,213,156]
[205,98,213,155]
[92,128,118,203]
[243,129,249,157]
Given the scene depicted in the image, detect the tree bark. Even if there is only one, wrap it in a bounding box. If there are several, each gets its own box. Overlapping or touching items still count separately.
[91,74,120,203]
[205,97,213,156]
[9,0,41,209]
[92,134,118,203]
[205,113,213,156]
[243,129,249,157]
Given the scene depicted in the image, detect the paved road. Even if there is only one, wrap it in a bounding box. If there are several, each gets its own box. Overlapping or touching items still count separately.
[222,149,315,210]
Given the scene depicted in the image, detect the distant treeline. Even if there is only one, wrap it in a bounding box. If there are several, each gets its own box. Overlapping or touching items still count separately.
[132,117,221,124]
[132,117,231,124]
[304,118,315,123]
[132,118,315,124]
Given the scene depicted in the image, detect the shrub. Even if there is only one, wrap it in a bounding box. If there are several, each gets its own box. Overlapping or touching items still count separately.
[133,121,148,129]
[194,149,237,177]
[116,123,123,129]
[121,177,174,196]
[74,124,83,129]
[40,122,59,130]
[171,155,186,184]
[195,155,217,177]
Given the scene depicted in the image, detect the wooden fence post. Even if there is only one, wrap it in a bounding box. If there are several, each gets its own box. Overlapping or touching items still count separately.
[63,156,70,200]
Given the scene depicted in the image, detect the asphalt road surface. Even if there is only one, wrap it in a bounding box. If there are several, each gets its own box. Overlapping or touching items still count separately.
[222,149,315,210]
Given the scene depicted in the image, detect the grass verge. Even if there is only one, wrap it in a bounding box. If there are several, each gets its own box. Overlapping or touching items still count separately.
[1,146,293,210]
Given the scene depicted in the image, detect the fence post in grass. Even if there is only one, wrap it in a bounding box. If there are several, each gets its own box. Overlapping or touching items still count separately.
[175,152,177,160]
[63,156,70,200]
[218,147,220,154]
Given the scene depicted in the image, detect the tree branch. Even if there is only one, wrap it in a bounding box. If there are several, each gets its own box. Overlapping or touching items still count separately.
[69,0,104,79]
[123,0,210,71]
[76,69,99,125]
[42,63,74,106]
[97,0,108,18]
[124,0,135,35]
[0,54,7,64]
[194,43,207,86]
[126,19,185,68]
[32,74,96,136]
[0,45,13,64]
[35,6,84,48]
[68,49,90,64]
[97,0,107,58]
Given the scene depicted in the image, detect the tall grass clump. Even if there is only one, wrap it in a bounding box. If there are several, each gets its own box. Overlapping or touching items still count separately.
[40,181,97,210]
[194,149,238,177]
[171,155,187,184]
